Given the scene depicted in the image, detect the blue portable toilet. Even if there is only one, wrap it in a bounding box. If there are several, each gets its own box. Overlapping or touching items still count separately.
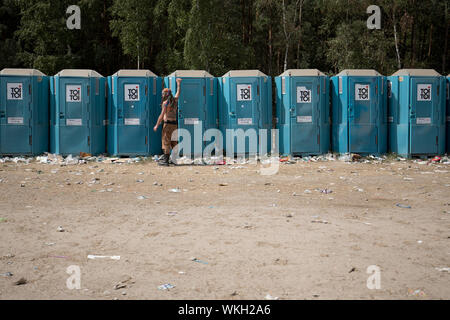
[164,70,217,157]
[275,69,330,156]
[50,69,106,156]
[331,69,387,155]
[447,74,450,153]
[388,69,446,157]
[218,70,272,156]
[107,70,162,156]
[0,68,49,156]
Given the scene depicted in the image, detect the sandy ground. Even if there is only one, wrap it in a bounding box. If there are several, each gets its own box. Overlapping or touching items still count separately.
[0,156,449,300]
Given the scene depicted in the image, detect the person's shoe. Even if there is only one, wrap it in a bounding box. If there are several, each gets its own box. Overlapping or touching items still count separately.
[158,154,169,166]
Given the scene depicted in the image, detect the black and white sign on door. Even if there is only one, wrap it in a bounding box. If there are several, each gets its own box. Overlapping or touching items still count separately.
[297,86,311,103]
[125,84,140,101]
[417,84,432,102]
[7,83,23,100]
[237,84,252,101]
[355,84,370,101]
[66,85,82,102]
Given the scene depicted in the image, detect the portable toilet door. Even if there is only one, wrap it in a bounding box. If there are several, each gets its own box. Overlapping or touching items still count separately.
[388,69,445,157]
[51,69,106,156]
[0,68,49,156]
[331,69,387,155]
[447,74,450,153]
[275,69,330,156]
[108,70,162,156]
[164,70,217,158]
[219,70,272,156]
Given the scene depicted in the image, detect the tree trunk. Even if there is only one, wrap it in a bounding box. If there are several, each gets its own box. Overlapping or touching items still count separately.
[393,7,402,69]
[282,0,288,71]
[296,1,303,69]
[428,24,433,58]
[269,25,272,75]
[443,2,449,73]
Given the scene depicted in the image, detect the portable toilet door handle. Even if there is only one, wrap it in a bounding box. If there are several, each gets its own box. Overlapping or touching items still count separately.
[59,112,65,119]
[229,112,236,118]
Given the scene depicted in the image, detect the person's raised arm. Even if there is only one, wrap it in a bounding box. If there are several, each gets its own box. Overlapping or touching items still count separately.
[175,78,182,99]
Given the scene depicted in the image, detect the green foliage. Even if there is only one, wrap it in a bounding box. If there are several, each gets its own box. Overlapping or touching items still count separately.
[0,0,447,76]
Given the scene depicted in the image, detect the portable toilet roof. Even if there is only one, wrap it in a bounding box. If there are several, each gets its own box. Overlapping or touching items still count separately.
[112,69,157,77]
[391,69,441,77]
[279,69,325,77]
[222,70,267,77]
[56,69,103,78]
[1,68,45,76]
[336,69,381,77]
[168,70,213,78]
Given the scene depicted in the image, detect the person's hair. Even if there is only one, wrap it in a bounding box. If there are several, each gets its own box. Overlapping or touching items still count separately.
[161,90,174,107]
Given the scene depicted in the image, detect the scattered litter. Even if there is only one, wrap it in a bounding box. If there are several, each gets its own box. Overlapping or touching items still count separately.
[0,218,7,223]
[87,255,120,260]
[348,267,356,273]
[158,283,175,290]
[57,226,65,232]
[435,267,450,273]
[113,277,134,291]
[219,183,228,186]
[14,278,27,286]
[137,196,148,200]
[169,188,181,193]
[417,240,423,244]
[178,271,185,275]
[49,255,69,259]
[80,152,92,158]
[319,189,333,194]
[231,291,239,296]
[304,189,312,194]
[432,156,441,163]
[408,288,426,297]
[0,272,13,277]
[265,294,279,300]
[136,179,144,183]
[191,257,208,265]
[396,203,412,209]
[311,220,330,224]
[167,212,178,216]
[45,242,56,246]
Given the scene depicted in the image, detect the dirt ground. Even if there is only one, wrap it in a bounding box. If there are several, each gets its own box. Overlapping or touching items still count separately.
[0,155,449,300]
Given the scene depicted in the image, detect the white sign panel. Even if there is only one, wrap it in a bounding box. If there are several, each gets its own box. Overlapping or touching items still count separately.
[417,84,432,101]
[297,86,311,103]
[416,117,431,125]
[124,84,140,101]
[66,119,82,126]
[184,118,199,125]
[297,116,312,123]
[7,83,23,100]
[7,117,24,124]
[355,84,370,101]
[124,118,140,125]
[238,118,253,125]
[237,84,252,101]
[66,85,82,102]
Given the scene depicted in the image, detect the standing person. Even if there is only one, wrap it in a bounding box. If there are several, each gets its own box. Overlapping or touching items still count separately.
[154,78,182,166]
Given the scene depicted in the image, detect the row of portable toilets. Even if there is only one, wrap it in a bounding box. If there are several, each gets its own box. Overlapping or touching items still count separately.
[0,68,449,158]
